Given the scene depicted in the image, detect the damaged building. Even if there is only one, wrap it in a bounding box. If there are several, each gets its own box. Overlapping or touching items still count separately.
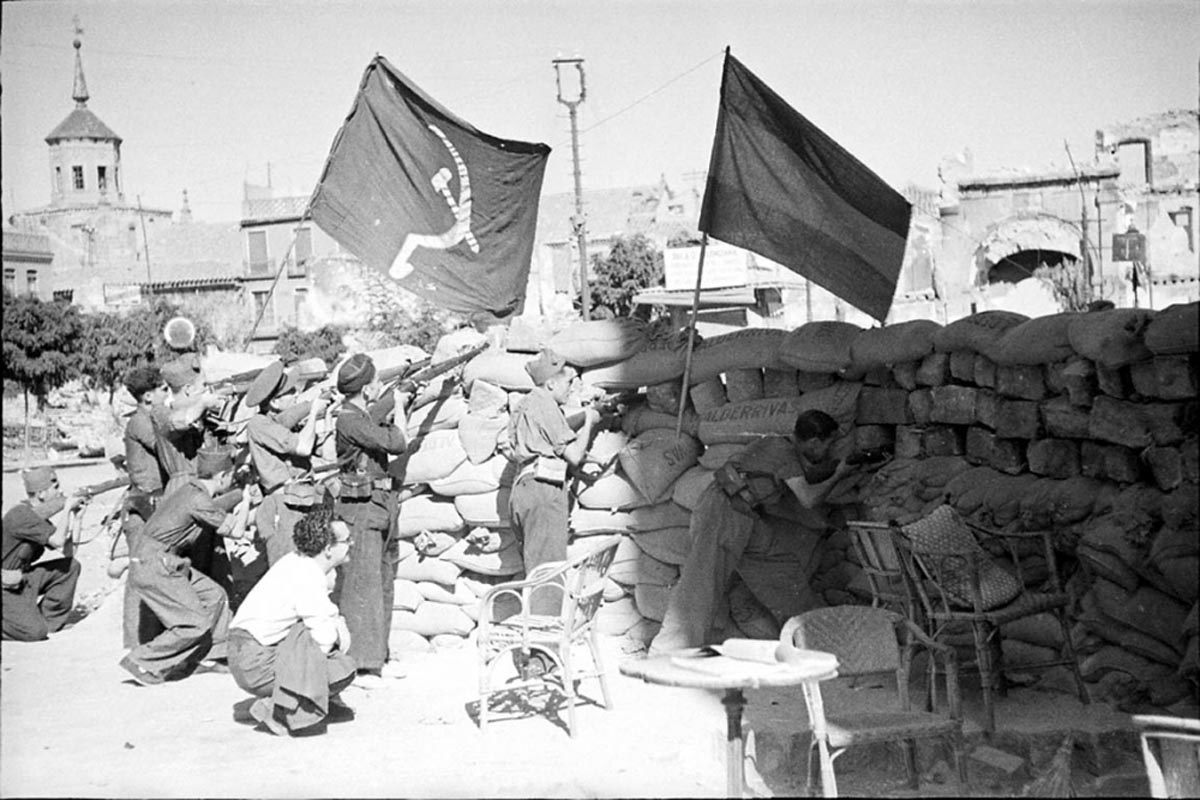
[936,109,1199,319]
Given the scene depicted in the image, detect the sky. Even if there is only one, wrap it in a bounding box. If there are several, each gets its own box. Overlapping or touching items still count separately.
[2,0,1197,223]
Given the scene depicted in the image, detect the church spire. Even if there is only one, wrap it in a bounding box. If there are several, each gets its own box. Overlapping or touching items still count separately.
[72,17,89,108]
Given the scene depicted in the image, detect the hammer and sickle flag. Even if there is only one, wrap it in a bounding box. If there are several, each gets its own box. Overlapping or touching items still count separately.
[699,51,911,322]
[311,56,551,319]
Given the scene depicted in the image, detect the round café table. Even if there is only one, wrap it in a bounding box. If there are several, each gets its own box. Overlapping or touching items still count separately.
[620,648,840,798]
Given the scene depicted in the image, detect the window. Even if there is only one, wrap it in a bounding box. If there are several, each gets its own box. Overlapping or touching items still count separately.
[252,290,275,329]
[3,269,15,295]
[293,287,309,325]
[290,227,313,277]
[97,166,107,193]
[246,230,270,276]
[1169,207,1194,253]
[26,270,38,296]
[55,167,63,195]
[53,289,74,303]
[72,165,84,190]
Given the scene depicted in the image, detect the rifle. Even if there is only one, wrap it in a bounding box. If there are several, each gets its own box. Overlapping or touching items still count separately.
[384,340,489,394]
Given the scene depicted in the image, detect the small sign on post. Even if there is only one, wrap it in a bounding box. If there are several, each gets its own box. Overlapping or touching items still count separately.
[1112,230,1146,262]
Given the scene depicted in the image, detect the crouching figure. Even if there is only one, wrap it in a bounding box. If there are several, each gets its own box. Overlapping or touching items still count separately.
[227,506,356,735]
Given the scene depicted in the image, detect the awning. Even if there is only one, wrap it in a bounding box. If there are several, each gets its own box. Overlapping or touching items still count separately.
[633,286,759,308]
[978,216,1081,265]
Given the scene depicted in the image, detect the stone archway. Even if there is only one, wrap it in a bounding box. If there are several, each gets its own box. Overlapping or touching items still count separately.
[973,213,1082,287]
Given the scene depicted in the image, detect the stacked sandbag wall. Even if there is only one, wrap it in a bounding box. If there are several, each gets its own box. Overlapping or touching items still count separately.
[846,302,1198,715]
[395,306,1198,716]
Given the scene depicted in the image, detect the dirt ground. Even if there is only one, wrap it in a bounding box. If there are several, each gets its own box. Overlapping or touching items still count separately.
[0,461,1153,798]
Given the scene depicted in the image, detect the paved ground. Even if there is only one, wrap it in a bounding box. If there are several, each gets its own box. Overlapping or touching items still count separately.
[1,462,1154,798]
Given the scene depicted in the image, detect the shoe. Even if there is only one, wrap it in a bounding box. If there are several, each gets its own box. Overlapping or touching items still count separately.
[513,650,556,681]
[249,698,290,737]
[353,672,387,690]
[193,659,230,676]
[327,697,355,723]
[380,661,407,680]
[119,654,164,687]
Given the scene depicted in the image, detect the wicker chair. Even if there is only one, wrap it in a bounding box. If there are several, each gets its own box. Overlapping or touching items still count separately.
[847,519,916,618]
[891,504,1089,735]
[781,605,967,794]
[475,534,622,737]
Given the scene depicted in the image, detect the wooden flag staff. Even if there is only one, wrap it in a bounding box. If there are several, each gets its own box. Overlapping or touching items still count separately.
[675,232,709,437]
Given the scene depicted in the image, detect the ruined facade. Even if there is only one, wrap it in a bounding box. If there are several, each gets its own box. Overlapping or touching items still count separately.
[936,110,1199,320]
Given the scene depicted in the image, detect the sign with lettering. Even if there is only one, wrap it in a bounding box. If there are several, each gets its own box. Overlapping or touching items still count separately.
[1112,231,1145,262]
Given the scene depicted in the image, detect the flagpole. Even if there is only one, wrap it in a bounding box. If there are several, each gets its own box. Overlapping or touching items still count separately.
[675,232,709,437]
[243,196,318,348]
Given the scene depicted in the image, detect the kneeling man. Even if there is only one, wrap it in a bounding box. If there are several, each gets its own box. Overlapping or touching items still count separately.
[228,506,356,736]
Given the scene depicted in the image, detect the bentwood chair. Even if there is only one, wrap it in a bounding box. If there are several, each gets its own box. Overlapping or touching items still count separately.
[1133,714,1200,798]
[847,520,917,619]
[781,605,968,794]
[475,534,622,737]
[891,505,1089,735]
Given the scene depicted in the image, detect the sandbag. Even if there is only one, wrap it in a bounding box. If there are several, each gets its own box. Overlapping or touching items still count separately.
[428,454,507,497]
[415,579,477,606]
[571,507,640,535]
[1068,307,1156,368]
[689,378,728,414]
[602,577,628,602]
[432,327,487,362]
[622,404,700,437]
[1092,578,1188,654]
[849,319,941,370]
[606,536,643,585]
[466,379,509,418]
[463,351,536,392]
[778,321,862,373]
[618,429,703,504]
[933,310,1029,355]
[457,412,509,464]
[698,442,744,470]
[1144,301,1199,355]
[392,429,467,485]
[395,495,466,537]
[1001,612,1064,650]
[574,470,649,510]
[637,549,680,587]
[393,579,425,612]
[1080,645,1175,681]
[394,553,463,584]
[441,529,523,577]
[634,582,672,622]
[390,629,435,653]
[989,313,1078,365]
[646,381,684,415]
[1079,594,1183,666]
[582,347,687,390]
[587,429,629,471]
[1001,639,1060,669]
[454,488,511,528]
[633,526,692,566]
[698,383,861,446]
[763,368,800,398]
[689,328,789,383]
[407,394,468,438]
[725,368,765,404]
[391,602,475,637]
[672,465,714,511]
[548,318,648,368]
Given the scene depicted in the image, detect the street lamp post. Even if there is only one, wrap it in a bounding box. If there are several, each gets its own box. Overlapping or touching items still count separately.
[553,56,589,320]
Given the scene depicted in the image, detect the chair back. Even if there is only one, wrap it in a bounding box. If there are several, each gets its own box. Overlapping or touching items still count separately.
[782,605,902,677]
[560,535,623,636]
[1133,714,1200,798]
[847,520,911,614]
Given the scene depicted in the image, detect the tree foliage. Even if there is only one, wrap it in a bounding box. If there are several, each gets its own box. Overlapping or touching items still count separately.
[586,234,664,320]
[2,290,84,410]
[272,324,348,369]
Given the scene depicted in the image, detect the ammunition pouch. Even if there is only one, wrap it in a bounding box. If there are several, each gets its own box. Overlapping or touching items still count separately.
[282,480,320,509]
[714,463,782,517]
[335,473,391,501]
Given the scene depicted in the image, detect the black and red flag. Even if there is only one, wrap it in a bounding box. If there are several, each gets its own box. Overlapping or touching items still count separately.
[699,51,911,322]
[310,56,551,319]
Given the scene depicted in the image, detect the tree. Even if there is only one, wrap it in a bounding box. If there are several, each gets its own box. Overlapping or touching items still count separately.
[586,234,664,320]
[273,324,348,369]
[2,291,84,456]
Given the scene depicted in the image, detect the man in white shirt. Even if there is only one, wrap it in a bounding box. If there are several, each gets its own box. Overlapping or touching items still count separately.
[228,506,356,736]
